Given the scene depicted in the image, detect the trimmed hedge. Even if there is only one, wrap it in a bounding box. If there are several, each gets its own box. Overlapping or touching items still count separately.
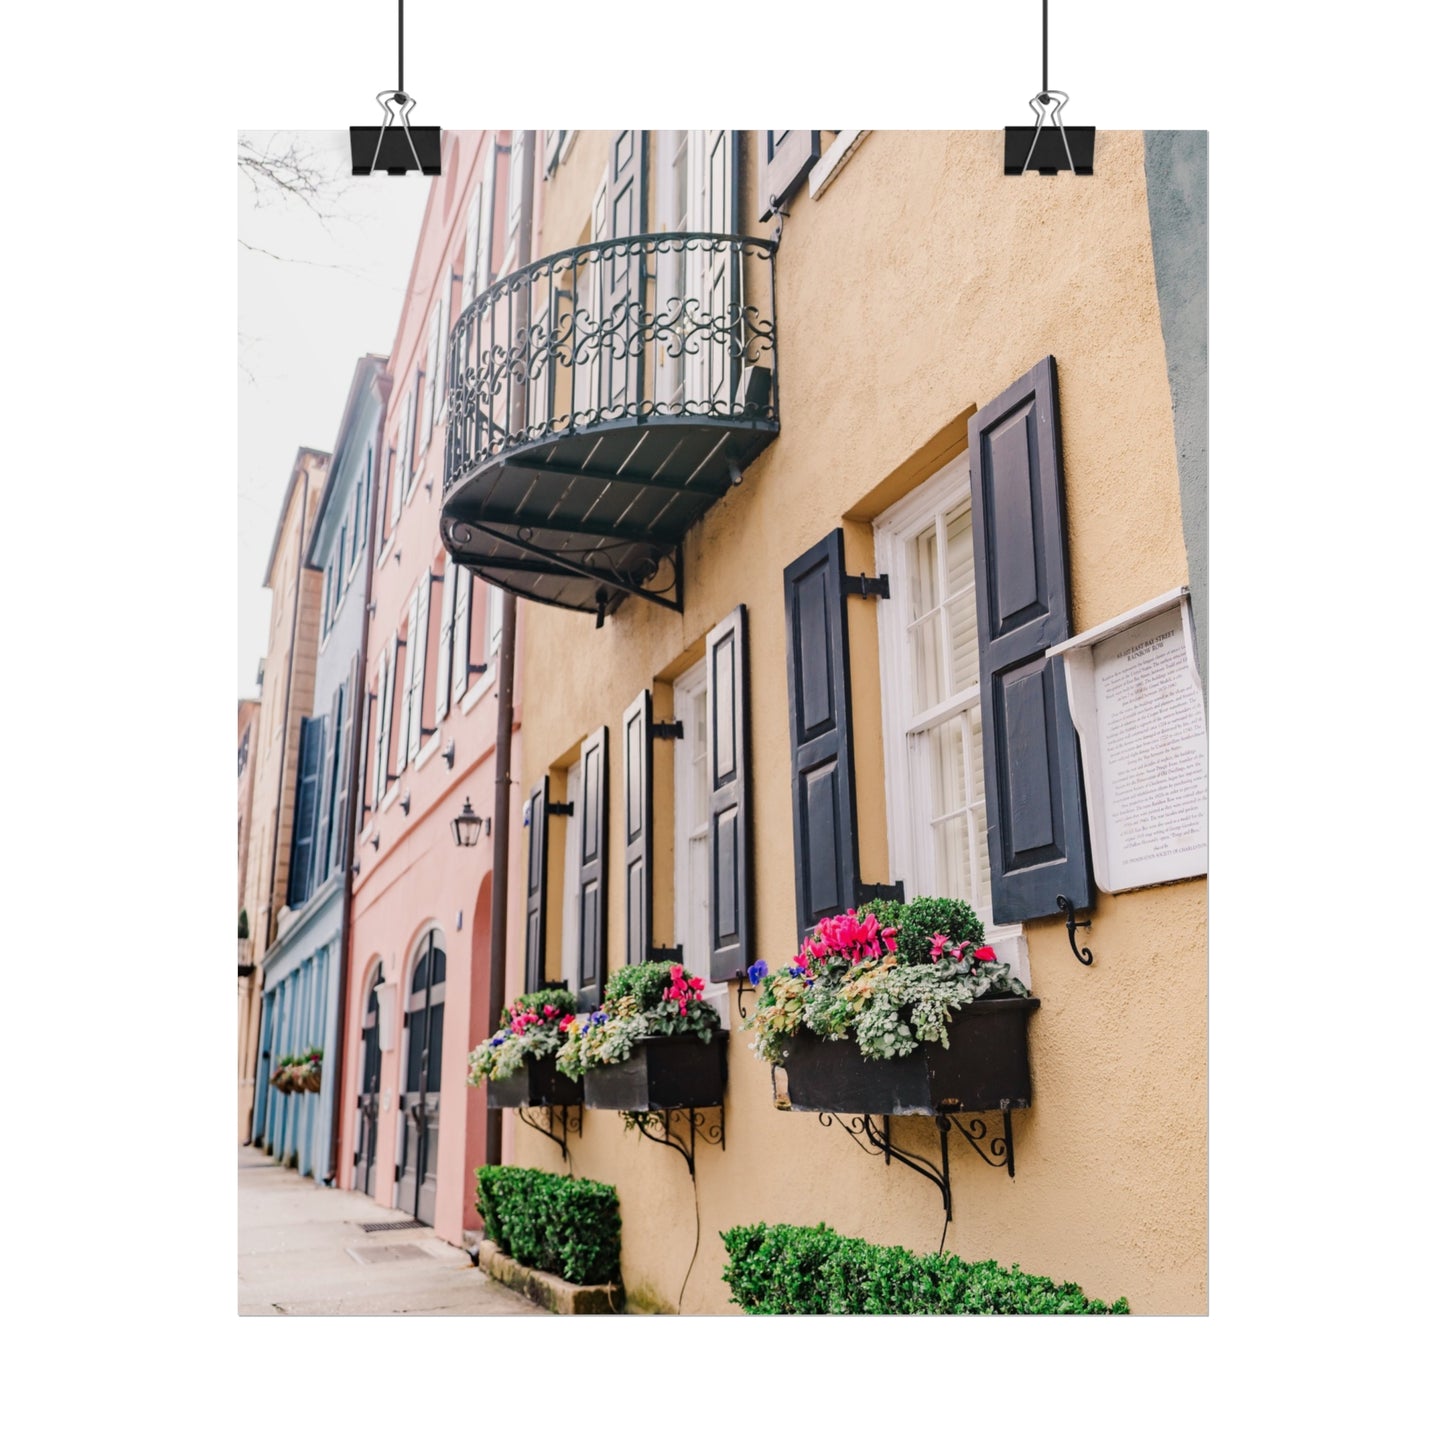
[721,1223,1129,1315]
[475,1165,621,1286]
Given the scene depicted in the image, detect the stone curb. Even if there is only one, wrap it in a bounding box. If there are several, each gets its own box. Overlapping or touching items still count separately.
[475,1239,625,1315]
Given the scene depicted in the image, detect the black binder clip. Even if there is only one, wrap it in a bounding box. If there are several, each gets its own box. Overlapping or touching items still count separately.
[1005,90,1095,176]
[348,2,440,175]
[351,90,441,177]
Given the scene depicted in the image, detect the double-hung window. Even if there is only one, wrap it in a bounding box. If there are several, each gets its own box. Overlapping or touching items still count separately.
[874,454,1027,976]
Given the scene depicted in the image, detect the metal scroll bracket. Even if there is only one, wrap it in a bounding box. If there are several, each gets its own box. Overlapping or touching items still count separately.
[818,1108,1019,1237]
[1056,894,1095,966]
[514,1103,582,1166]
[625,1107,725,1178]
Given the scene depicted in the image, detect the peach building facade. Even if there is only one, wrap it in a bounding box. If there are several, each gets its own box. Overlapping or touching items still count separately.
[337,133,525,1244]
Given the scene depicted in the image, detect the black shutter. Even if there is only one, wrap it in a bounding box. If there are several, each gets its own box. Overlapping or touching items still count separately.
[576,726,609,1012]
[968,355,1093,922]
[313,684,343,894]
[784,530,859,942]
[757,130,821,221]
[331,668,354,874]
[601,132,648,414]
[287,716,324,907]
[621,690,651,969]
[524,775,550,994]
[707,605,751,983]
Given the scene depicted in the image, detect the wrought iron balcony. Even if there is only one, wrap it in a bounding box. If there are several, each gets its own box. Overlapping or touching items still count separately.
[441,232,779,622]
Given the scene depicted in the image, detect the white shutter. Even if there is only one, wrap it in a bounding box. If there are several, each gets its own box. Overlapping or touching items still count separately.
[451,566,473,701]
[424,299,442,440]
[408,579,430,760]
[375,647,395,804]
[478,144,498,290]
[488,583,504,655]
[398,587,418,764]
[435,561,456,724]
[401,390,416,500]
[387,432,404,529]
[462,183,482,303]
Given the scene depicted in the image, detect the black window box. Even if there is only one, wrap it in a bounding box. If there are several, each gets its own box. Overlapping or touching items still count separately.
[581,1032,729,1112]
[776,999,1041,1115]
[485,1055,583,1110]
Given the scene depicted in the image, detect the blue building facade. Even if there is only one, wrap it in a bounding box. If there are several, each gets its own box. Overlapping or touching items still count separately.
[254,357,389,1180]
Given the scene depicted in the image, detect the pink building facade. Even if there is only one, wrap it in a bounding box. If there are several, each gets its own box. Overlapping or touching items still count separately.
[337,132,525,1245]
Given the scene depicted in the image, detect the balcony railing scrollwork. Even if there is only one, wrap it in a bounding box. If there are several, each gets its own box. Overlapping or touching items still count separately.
[440,232,779,621]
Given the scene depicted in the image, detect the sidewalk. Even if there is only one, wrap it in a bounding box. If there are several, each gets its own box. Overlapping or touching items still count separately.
[238,1146,546,1317]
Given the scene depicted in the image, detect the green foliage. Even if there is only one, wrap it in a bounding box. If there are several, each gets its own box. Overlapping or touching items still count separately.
[469,989,578,1085]
[603,960,673,1011]
[720,1223,1129,1315]
[511,988,576,1026]
[475,1165,621,1286]
[238,909,250,941]
[747,895,1024,1065]
[557,961,719,1079]
[861,895,984,967]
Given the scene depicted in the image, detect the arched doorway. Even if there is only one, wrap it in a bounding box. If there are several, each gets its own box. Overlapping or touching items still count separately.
[398,930,445,1223]
[354,967,384,1197]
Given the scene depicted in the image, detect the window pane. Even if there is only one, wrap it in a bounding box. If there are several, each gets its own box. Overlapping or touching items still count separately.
[910,524,939,620]
[943,504,980,694]
[967,706,991,925]
[909,615,944,715]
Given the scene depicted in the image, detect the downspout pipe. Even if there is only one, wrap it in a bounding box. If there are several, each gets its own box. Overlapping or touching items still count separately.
[251,460,312,1144]
[485,129,534,1168]
[326,375,390,1186]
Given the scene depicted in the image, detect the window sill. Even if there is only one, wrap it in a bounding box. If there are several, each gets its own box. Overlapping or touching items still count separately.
[415,731,442,771]
[809,129,868,200]
[985,925,1030,992]
[380,782,400,813]
[376,533,394,569]
[460,669,497,715]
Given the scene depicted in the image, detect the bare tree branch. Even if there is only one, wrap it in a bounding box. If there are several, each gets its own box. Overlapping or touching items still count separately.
[237,135,347,220]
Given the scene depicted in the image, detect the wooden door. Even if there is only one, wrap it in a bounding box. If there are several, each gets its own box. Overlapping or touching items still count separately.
[397,933,446,1224]
[354,975,383,1198]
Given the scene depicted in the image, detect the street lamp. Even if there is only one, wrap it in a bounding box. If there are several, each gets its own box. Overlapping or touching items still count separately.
[451,797,488,848]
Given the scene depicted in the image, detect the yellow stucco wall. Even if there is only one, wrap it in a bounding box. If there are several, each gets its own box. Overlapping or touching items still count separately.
[508,130,1206,1314]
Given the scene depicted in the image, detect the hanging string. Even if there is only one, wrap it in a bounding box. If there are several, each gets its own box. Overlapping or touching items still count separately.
[398,0,405,95]
[1042,0,1048,96]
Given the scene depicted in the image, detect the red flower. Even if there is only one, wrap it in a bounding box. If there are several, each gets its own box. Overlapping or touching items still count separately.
[973,945,997,963]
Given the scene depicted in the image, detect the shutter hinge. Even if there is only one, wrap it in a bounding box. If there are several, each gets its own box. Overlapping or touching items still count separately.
[843,573,891,600]
[858,879,906,903]
[467,661,489,680]
[649,719,684,741]
[651,945,684,964]
[545,801,574,817]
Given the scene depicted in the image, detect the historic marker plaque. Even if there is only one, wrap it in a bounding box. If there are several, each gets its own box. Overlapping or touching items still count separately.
[1047,590,1207,893]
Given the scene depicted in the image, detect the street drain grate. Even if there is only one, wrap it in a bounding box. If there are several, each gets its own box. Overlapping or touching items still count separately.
[358,1220,425,1233]
[345,1243,430,1265]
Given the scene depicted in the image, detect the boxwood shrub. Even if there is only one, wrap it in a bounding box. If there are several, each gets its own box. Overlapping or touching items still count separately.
[721,1222,1128,1314]
[475,1165,621,1286]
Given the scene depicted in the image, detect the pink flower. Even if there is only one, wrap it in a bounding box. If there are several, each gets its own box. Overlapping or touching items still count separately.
[973,945,997,964]
[543,1004,556,1017]
[929,933,951,961]
[560,1014,574,1032]
[690,977,705,992]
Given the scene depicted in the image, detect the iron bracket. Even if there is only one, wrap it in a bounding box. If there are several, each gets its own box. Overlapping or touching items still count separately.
[545,800,574,817]
[515,1103,583,1166]
[734,969,757,1020]
[626,1106,724,1178]
[843,572,890,600]
[649,719,685,741]
[1056,894,1095,966]
[650,945,684,964]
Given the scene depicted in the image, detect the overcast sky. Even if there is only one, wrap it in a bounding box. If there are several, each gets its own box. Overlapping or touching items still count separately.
[238,131,431,697]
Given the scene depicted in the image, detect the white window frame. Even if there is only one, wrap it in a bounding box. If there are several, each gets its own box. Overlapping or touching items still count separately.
[873,454,1029,985]
[672,660,729,1019]
[558,759,583,996]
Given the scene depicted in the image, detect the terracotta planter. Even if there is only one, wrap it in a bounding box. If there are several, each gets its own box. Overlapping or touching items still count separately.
[582,1032,728,1112]
[776,998,1041,1115]
[486,1055,583,1109]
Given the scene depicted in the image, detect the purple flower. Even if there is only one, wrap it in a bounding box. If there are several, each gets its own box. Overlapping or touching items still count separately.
[593,1011,608,1026]
[747,960,769,987]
